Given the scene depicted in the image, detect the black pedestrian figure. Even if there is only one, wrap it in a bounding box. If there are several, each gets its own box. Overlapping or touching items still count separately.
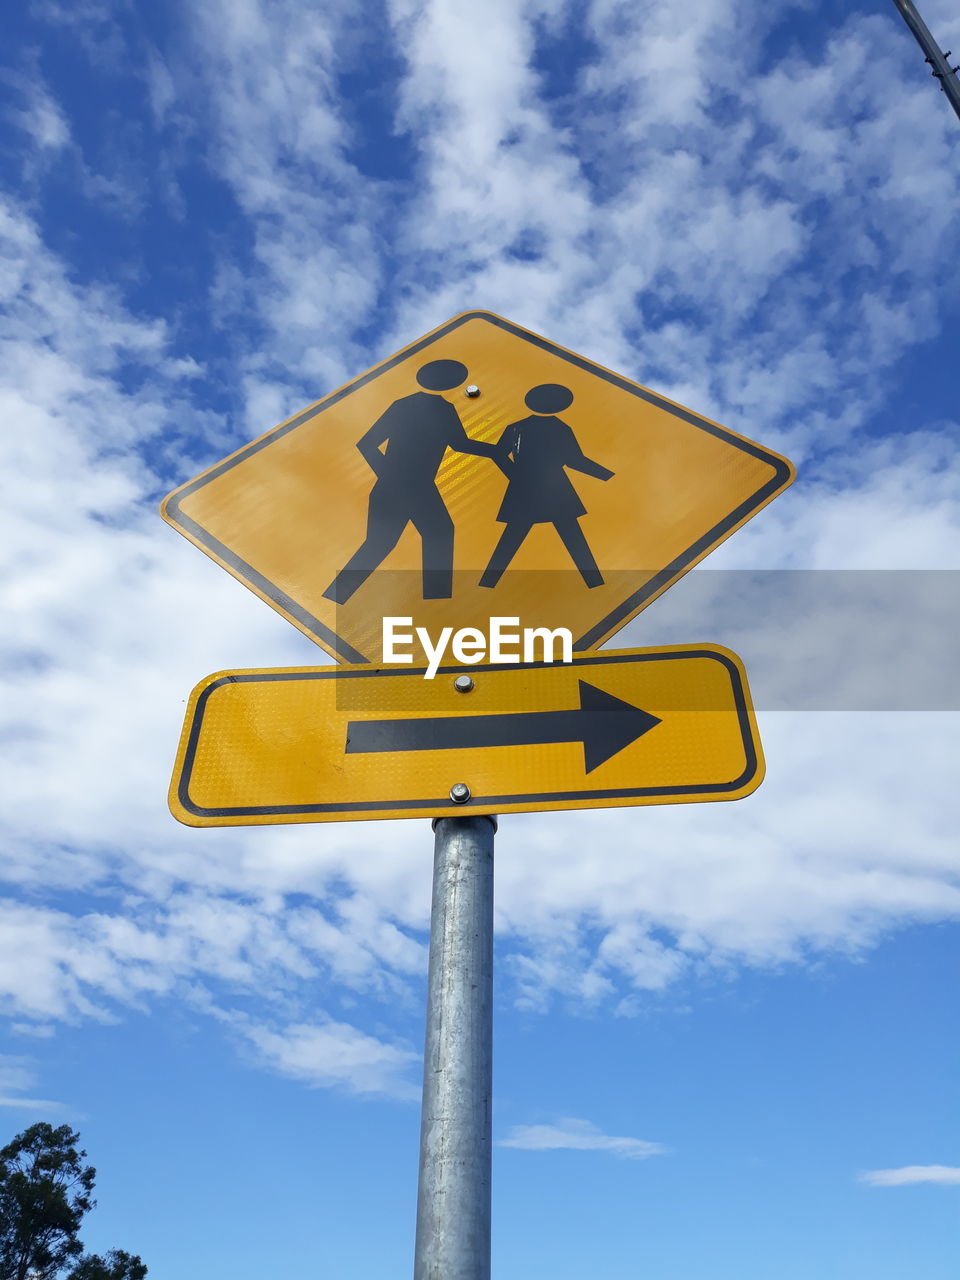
[479,383,613,589]
[324,359,498,603]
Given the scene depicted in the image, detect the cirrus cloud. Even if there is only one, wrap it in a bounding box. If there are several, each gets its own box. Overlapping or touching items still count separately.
[859,1165,960,1187]
[499,1117,667,1160]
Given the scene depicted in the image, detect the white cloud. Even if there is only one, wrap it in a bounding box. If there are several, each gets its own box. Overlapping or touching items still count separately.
[227,1014,420,1099]
[179,0,389,399]
[860,1165,960,1187]
[500,1117,667,1159]
[8,79,71,152]
[380,0,960,466]
[0,1055,65,1111]
[0,890,428,1026]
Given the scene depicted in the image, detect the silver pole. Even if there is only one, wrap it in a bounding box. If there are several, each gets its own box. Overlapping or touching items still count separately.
[414,815,495,1280]
[891,0,960,122]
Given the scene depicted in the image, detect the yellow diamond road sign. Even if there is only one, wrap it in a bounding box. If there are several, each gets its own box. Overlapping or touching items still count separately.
[169,646,763,826]
[161,312,794,664]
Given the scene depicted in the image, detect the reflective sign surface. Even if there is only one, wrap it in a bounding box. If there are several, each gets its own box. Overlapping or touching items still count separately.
[162,312,794,664]
[169,646,765,826]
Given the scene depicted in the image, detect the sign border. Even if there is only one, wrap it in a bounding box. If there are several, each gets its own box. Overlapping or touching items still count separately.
[172,647,763,822]
[161,312,795,663]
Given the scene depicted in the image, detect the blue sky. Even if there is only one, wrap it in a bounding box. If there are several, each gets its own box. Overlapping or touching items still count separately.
[1,1,958,1277]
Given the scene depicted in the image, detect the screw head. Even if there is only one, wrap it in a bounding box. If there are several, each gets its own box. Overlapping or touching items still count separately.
[454,674,474,693]
[449,783,471,804]
[465,384,480,398]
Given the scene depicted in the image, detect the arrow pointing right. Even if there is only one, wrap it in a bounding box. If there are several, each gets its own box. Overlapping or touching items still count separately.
[345,680,662,774]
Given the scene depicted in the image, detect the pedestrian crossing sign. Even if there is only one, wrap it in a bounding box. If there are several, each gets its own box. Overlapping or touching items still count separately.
[161,311,794,664]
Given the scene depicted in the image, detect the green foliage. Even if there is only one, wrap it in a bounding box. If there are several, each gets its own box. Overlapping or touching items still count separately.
[66,1251,147,1280]
[0,1125,145,1280]
[0,1123,93,1280]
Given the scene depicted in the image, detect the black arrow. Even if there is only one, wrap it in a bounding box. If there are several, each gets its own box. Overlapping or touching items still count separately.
[345,680,661,774]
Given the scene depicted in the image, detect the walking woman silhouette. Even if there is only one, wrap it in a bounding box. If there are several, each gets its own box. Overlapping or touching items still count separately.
[479,383,613,589]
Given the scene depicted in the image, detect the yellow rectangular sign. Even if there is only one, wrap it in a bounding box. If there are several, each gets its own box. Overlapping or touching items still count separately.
[169,646,764,826]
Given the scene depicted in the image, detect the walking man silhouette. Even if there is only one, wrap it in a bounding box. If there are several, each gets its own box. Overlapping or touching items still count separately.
[479,383,613,589]
[324,359,497,603]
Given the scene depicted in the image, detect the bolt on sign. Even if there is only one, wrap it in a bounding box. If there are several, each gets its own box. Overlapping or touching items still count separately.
[169,647,764,826]
[161,311,794,665]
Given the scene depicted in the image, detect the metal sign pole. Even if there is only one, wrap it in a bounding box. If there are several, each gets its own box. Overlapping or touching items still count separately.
[414,815,496,1280]
[891,0,960,121]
